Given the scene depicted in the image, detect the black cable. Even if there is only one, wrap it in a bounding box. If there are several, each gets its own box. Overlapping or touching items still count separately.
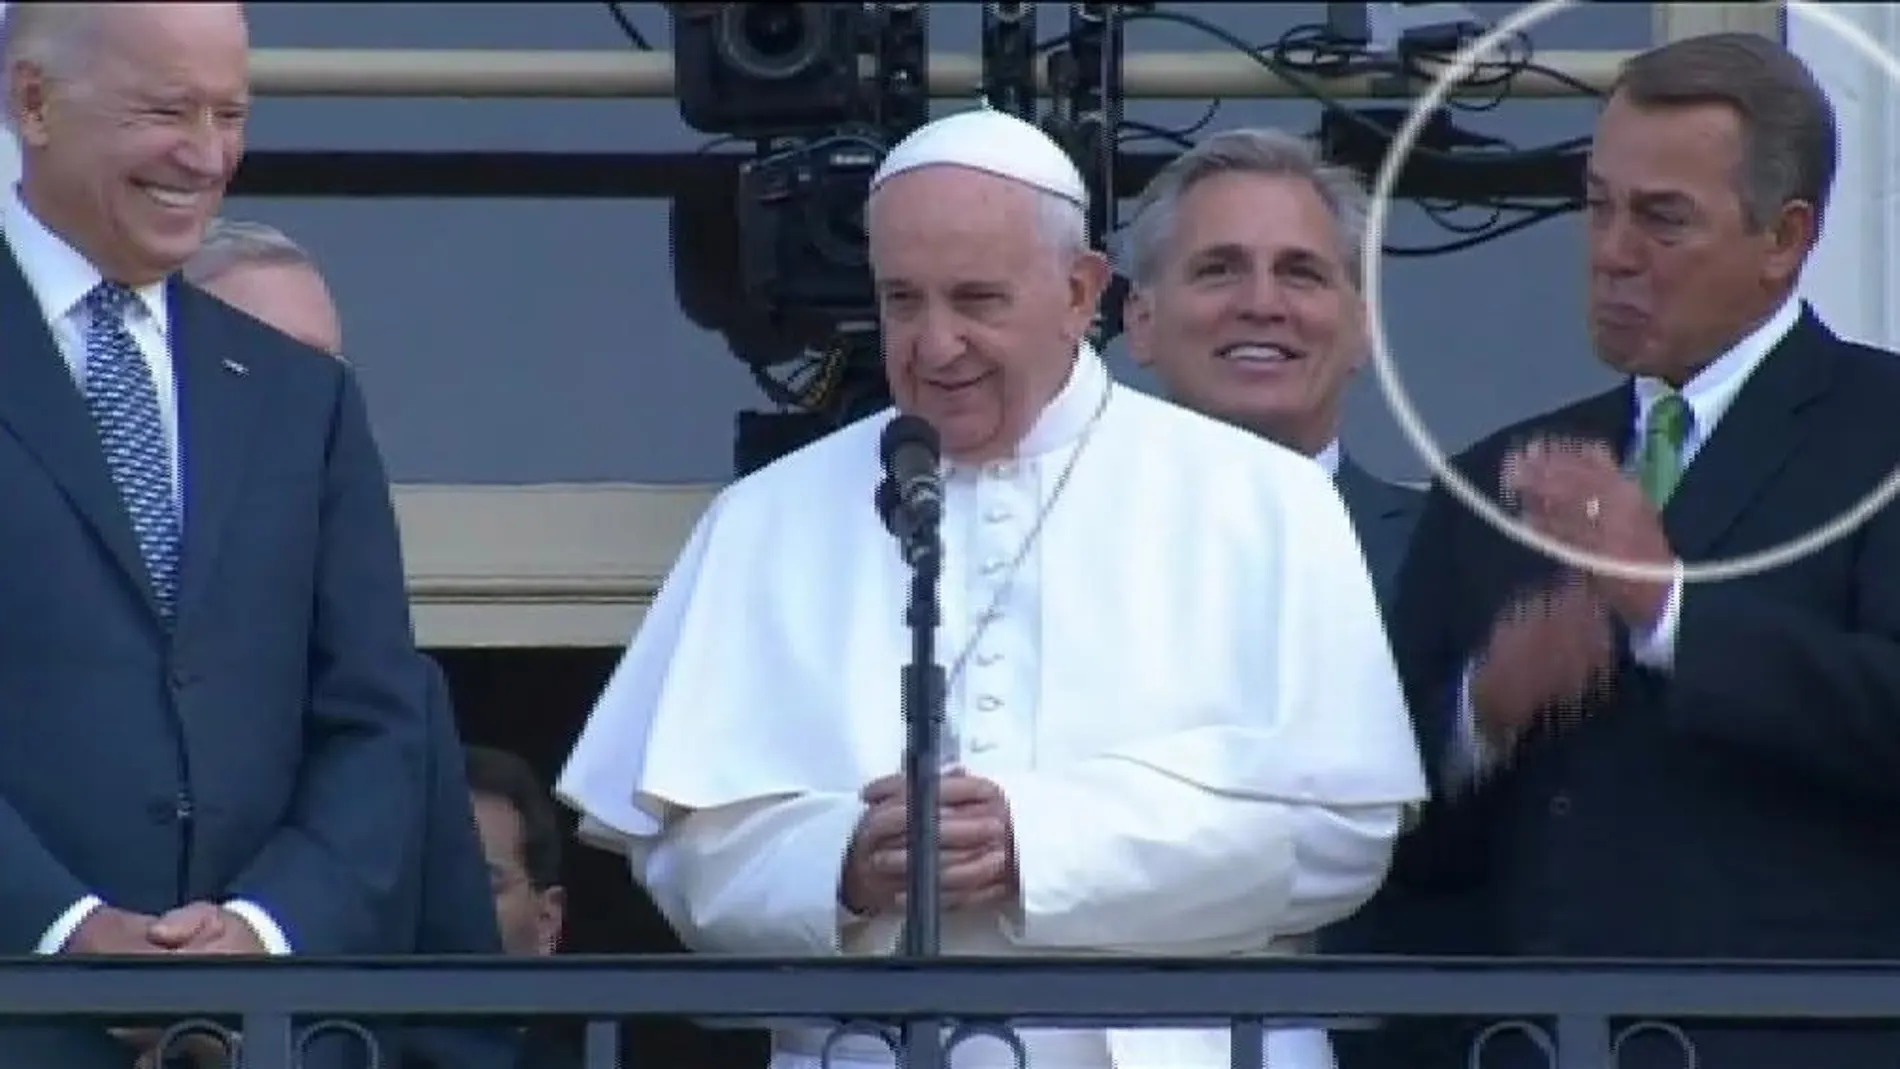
[1042,9,1591,260]
[1384,204,1572,256]
[605,2,653,50]
[1117,99,1221,150]
[1119,9,1588,166]
[1164,11,1591,257]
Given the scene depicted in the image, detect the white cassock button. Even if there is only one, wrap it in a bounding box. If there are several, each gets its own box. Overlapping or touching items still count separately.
[976,651,1002,666]
[978,695,1001,711]
[984,507,1011,523]
[981,558,1006,575]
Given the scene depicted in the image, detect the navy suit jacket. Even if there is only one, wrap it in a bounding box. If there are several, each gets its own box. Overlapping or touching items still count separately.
[1389,309,1900,1069]
[0,246,428,1063]
[1334,456,1422,607]
[399,657,501,956]
[390,656,521,1069]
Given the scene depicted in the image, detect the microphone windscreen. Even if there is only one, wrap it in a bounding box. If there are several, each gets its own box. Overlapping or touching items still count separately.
[874,477,901,531]
[880,414,939,470]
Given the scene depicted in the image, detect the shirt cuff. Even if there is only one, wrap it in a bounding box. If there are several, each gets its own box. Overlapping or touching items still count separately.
[1629,564,1685,672]
[222,899,293,955]
[1441,661,1494,792]
[36,894,103,954]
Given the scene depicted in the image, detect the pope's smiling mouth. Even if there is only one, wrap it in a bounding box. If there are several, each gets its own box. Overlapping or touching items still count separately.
[928,373,992,391]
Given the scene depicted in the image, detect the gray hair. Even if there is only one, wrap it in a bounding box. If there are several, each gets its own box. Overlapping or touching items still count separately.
[1121,127,1370,290]
[1,3,106,131]
[1032,186,1091,261]
[184,218,321,287]
[1615,32,1837,234]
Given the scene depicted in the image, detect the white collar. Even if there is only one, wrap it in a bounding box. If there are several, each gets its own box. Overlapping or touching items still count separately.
[0,182,170,336]
[948,339,1112,472]
[1632,291,1800,438]
[1314,439,1341,477]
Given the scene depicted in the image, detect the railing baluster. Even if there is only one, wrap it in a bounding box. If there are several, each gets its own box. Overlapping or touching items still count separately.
[900,1017,947,1069]
[1230,1017,1265,1069]
[1555,1013,1611,1069]
[583,1018,620,1069]
[236,1012,294,1069]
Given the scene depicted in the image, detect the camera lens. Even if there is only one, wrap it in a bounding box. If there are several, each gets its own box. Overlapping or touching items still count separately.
[718,3,827,81]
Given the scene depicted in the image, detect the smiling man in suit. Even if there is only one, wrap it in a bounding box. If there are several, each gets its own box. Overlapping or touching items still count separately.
[1121,127,1420,604]
[1393,33,1900,1069]
[0,5,426,1067]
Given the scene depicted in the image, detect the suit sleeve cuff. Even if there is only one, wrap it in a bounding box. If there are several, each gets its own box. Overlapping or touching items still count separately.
[1442,660,1494,792]
[223,899,293,955]
[36,895,103,954]
[1630,565,1685,672]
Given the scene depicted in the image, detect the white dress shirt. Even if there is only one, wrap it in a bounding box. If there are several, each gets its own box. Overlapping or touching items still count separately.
[1449,294,1803,784]
[0,183,292,956]
[1314,439,1341,477]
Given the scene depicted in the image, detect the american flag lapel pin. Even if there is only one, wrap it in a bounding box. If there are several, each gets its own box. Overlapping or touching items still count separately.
[222,358,248,376]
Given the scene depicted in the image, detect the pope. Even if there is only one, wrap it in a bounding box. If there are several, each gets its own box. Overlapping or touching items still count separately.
[557,107,1427,1069]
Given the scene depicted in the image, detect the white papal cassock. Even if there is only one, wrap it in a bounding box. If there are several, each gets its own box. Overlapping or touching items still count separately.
[557,343,1428,1069]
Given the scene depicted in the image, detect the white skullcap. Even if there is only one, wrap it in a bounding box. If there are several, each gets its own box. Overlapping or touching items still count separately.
[870,107,1088,207]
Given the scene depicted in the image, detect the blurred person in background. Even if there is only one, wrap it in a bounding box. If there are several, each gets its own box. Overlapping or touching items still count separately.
[184,218,341,354]
[459,745,579,1069]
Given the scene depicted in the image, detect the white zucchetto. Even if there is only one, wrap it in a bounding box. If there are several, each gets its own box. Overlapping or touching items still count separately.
[869,107,1089,207]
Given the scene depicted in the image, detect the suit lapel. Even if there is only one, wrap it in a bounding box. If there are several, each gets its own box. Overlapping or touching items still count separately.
[0,244,161,611]
[1662,312,1830,559]
[170,279,268,628]
[1552,387,1634,464]
[1335,456,1405,523]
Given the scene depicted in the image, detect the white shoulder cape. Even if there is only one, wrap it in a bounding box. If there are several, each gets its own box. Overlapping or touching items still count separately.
[558,366,1427,851]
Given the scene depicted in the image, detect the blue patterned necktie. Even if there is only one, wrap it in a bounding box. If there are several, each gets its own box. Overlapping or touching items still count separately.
[82,281,181,620]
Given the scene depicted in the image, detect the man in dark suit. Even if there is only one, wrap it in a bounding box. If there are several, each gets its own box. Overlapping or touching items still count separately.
[1120,126,1440,1069]
[1392,32,1900,1069]
[186,220,516,1069]
[1118,125,1421,595]
[0,5,426,1067]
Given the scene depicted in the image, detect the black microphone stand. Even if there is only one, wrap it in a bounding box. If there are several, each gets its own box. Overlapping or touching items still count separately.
[892,502,947,959]
[878,478,949,1069]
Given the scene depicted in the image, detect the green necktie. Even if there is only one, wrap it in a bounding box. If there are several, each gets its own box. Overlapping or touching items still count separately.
[1637,391,1692,505]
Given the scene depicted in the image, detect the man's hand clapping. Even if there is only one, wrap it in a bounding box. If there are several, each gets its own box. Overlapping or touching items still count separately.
[1470,575,1617,755]
[840,769,1017,916]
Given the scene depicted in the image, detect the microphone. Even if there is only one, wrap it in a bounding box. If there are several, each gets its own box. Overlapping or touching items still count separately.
[874,477,902,538]
[880,415,944,530]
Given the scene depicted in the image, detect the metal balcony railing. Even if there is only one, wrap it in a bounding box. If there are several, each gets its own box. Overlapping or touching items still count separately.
[8,955,1899,1068]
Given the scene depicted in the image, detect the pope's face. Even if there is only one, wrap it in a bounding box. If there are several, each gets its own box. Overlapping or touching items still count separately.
[869,166,1109,465]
